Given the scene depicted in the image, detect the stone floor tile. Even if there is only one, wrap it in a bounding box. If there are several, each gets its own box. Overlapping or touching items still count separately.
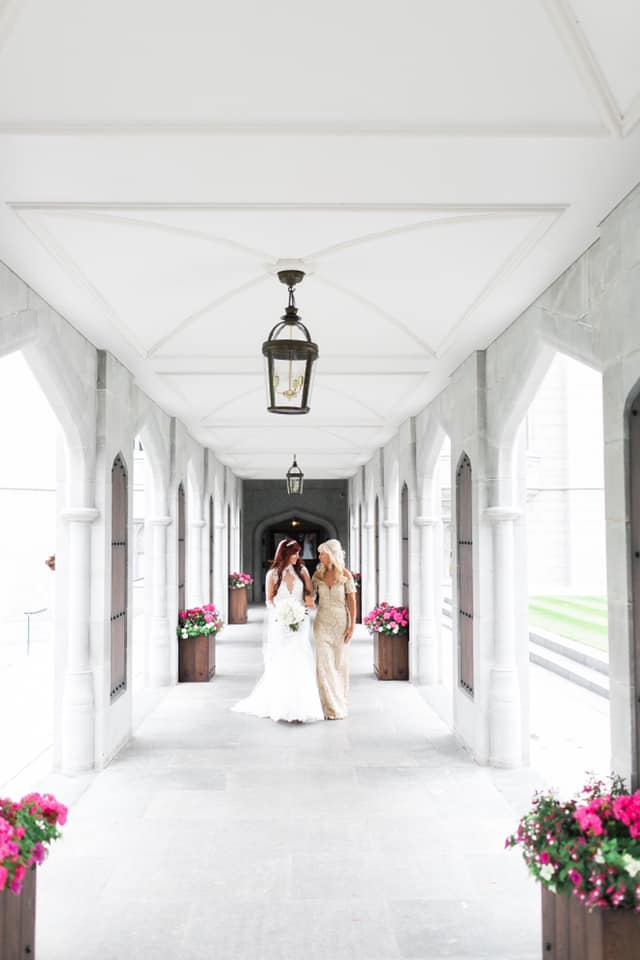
[33,614,544,960]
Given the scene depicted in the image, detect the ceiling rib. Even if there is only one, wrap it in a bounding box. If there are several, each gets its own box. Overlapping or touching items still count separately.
[541,0,623,136]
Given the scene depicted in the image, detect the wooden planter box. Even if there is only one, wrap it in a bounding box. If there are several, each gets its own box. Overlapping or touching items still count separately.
[373,631,409,680]
[228,587,248,624]
[541,887,640,959]
[178,633,215,682]
[0,866,36,960]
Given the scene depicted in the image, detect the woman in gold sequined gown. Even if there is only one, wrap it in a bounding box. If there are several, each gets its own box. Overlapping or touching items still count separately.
[311,539,356,720]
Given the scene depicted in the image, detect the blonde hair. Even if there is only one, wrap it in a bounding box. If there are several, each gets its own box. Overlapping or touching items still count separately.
[315,539,347,582]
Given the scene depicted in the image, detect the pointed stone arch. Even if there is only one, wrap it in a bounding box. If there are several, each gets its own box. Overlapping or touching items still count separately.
[252,508,338,600]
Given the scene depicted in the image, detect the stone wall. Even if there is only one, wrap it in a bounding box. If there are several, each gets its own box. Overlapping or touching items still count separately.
[242,478,349,601]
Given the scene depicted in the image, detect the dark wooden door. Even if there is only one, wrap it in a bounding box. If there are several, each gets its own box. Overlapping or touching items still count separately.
[630,396,640,783]
[110,454,128,700]
[456,453,474,696]
[401,483,409,609]
[178,483,186,612]
[209,496,214,603]
[374,496,380,605]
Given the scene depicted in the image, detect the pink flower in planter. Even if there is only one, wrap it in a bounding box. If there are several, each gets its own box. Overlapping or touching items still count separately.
[31,841,46,865]
[575,807,604,836]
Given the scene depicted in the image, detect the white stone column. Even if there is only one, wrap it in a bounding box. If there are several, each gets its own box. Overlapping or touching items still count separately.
[485,506,522,768]
[363,519,375,615]
[60,506,99,774]
[414,516,439,684]
[189,518,206,605]
[383,518,399,603]
[214,520,228,619]
[148,516,172,686]
[350,511,359,570]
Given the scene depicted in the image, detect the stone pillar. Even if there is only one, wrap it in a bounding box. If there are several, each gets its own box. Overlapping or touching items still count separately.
[414,516,439,684]
[60,506,99,774]
[215,521,227,618]
[189,518,206,605]
[148,516,172,686]
[485,506,522,768]
[350,512,359,570]
[363,519,375,616]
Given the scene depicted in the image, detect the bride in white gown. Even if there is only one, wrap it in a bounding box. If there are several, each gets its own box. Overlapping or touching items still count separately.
[232,538,324,723]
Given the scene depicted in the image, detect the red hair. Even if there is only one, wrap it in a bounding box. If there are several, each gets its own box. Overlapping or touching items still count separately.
[270,538,304,594]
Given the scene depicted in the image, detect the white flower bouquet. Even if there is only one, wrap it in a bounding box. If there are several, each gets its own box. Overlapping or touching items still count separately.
[275,597,306,632]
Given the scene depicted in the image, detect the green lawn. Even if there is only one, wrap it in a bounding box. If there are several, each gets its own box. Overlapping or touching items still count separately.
[528,595,608,652]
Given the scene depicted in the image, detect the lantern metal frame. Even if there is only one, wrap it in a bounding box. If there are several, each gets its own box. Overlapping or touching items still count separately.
[262,270,319,415]
[286,454,304,496]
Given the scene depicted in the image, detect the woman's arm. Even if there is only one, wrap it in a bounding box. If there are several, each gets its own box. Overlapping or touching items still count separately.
[301,567,315,607]
[344,570,356,643]
[266,569,277,605]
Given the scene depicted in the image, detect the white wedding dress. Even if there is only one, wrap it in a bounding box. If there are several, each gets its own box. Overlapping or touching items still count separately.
[231,566,324,723]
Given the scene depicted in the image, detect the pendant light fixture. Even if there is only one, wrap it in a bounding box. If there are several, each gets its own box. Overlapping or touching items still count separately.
[262,269,318,414]
[286,454,304,495]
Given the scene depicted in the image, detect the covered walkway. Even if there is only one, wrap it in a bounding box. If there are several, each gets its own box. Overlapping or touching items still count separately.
[34,608,538,960]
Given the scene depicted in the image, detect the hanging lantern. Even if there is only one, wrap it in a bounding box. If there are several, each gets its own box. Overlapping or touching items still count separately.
[286,454,304,495]
[262,270,319,414]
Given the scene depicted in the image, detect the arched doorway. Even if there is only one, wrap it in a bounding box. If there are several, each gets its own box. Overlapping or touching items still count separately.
[456,453,473,696]
[110,454,128,701]
[253,510,337,601]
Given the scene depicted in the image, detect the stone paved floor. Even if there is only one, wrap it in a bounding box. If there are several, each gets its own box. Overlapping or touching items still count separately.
[33,607,542,959]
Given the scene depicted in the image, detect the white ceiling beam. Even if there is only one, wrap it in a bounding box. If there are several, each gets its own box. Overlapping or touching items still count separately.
[540,0,623,137]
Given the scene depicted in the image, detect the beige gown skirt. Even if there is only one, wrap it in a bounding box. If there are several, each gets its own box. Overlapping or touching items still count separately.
[313,581,350,719]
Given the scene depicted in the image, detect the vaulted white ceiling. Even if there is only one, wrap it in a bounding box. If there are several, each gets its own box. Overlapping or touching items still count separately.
[1,0,640,477]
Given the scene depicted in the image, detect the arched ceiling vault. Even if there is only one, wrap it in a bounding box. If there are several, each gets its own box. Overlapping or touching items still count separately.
[1,0,640,478]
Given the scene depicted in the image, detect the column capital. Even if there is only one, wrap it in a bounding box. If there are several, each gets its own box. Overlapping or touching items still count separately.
[215,521,227,530]
[484,506,521,524]
[190,519,206,528]
[148,515,172,527]
[382,519,399,528]
[414,516,438,527]
[62,507,99,524]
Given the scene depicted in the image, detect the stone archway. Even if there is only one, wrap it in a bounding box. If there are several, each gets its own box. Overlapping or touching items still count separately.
[252,509,338,601]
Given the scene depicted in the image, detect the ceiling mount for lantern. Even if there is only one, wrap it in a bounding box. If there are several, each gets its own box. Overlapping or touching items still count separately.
[262,269,319,415]
[286,454,304,495]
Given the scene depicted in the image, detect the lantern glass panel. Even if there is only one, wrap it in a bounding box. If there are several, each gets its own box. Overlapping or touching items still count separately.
[271,356,308,411]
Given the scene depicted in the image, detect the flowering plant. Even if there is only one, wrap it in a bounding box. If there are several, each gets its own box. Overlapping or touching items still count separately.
[229,572,253,589]
[506,774,640,910]
[177,603,224,639]
[363,602,409,636]
[275,597,306,632]
[352,572,361,589]
[0,792,68,895]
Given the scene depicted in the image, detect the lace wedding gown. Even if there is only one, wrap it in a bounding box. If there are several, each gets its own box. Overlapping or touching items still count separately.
[232,567,324,723]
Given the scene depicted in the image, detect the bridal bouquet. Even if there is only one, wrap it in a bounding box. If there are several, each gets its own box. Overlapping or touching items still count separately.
[276,597,306,632]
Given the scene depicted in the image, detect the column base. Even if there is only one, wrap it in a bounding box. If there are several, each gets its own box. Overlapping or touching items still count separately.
[488,666,523,768]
